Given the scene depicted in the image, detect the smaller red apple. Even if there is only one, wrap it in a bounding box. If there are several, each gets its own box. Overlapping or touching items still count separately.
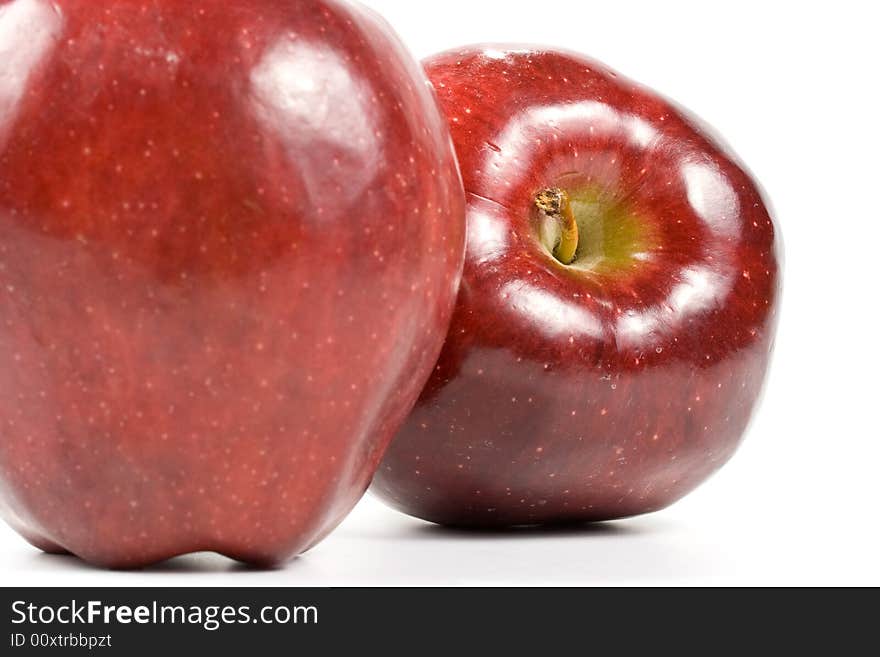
[373,46,782,526]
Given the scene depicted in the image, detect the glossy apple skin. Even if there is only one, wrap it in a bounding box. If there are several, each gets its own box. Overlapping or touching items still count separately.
[0,0,465,566]
[373,47,780,526]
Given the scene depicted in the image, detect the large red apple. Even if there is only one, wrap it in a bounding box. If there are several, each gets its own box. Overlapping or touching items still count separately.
[0,0,464,566]
[373,46,781,526]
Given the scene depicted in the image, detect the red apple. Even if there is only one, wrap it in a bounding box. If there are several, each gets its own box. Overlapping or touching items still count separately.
[0,0,465,566]
[373,46,781,526]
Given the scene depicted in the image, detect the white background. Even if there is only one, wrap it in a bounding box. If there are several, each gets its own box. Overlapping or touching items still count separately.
[2,0,878,586]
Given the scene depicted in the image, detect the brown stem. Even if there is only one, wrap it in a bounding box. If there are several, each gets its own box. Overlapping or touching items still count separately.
[535,188,578,264]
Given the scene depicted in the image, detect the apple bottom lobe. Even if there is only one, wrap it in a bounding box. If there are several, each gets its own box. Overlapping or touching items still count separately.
[0,510,69,556]
[1,483,360,570]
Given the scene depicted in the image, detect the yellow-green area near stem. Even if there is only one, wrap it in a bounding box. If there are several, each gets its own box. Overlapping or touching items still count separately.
[562,186,657,273]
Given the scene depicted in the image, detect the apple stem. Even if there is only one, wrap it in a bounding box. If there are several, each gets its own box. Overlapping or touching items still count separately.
[536,188,579,265]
